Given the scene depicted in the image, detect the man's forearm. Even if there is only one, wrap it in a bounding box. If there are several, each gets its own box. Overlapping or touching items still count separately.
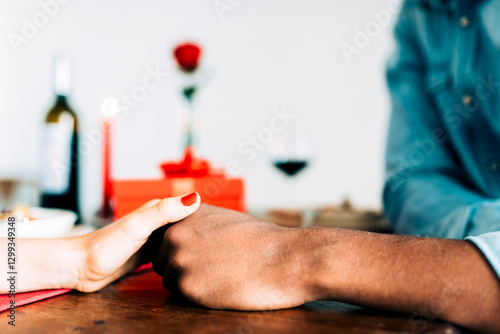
[300,228,500,333]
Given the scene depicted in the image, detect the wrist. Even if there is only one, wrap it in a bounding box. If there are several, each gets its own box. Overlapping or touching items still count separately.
[293,227,366,302]
[286,227,342,302]
[55,236,87,290]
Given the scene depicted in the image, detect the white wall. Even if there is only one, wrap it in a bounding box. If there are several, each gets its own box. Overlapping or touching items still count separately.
[0,0,399,219]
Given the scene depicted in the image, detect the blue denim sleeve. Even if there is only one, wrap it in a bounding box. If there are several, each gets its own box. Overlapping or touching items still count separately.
[383,2,500,239]
[466,232,500,279]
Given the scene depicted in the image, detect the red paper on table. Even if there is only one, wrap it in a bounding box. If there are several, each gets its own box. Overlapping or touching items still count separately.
[0,263,153,313]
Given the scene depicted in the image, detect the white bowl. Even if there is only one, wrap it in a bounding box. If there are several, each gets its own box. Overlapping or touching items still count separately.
[0,207,77,238]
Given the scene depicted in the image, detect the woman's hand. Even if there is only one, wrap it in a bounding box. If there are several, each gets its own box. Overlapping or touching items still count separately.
[1,193,199,294]
[71,193,200,292]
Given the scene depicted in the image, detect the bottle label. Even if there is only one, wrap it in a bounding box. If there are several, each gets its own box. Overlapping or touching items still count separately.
[41,122,73,194]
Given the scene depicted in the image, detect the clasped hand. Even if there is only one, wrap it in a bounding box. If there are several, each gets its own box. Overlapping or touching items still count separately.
[73,198,311,310]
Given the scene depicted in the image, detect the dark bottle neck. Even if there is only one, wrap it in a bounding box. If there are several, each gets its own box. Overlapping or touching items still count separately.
[55,94,72,109]
[56,94,67,102]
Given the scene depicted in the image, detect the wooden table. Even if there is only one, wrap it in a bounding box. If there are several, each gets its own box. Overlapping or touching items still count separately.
[0,269,460,334]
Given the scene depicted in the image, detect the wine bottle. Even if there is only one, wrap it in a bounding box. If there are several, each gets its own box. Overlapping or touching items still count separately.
[40,52,80,223]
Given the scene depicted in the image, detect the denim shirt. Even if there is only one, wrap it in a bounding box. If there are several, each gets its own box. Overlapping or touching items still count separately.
[383,0,500,279]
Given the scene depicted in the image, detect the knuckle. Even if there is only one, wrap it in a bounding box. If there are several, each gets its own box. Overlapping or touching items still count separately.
[163,225,178,243]
[76,280,100,293]
[143,198,161,208]
[154,198,169,216]
[149,198,162,204]
[177,275,195,297]
[168,251,185,270]
[163,224,187,244]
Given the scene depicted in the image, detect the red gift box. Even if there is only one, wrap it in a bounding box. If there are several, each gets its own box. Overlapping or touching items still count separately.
[112,148,245,219]
[113,175,245,219]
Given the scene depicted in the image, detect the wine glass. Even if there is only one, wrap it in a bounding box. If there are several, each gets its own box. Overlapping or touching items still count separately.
[268,129,314,226]
[269,132,311,177]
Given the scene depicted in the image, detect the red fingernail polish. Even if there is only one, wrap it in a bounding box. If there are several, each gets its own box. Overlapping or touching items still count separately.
[181,192,197,206]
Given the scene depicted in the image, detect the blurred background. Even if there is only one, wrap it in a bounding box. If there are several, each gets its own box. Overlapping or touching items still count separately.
[0,0,398,223]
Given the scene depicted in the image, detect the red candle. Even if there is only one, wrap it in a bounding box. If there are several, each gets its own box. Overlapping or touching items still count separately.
[99,98,118,219]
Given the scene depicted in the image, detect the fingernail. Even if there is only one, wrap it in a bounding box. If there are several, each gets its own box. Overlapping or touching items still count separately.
[181,192,198,206]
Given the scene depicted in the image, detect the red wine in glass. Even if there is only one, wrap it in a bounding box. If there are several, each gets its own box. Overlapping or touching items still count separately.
[273,160,308,176]
[270,130,311,177]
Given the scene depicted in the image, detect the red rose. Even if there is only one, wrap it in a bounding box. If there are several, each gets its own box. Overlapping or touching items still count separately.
[173,43,202,72]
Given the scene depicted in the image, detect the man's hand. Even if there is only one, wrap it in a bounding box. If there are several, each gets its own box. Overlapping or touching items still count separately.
[152,204,500,333]
[152,204,314,310]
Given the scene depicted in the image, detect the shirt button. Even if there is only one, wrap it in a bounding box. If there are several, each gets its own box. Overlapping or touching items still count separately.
[488,159,499,174]
[462,94,473,106]
[459,16,470,28]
